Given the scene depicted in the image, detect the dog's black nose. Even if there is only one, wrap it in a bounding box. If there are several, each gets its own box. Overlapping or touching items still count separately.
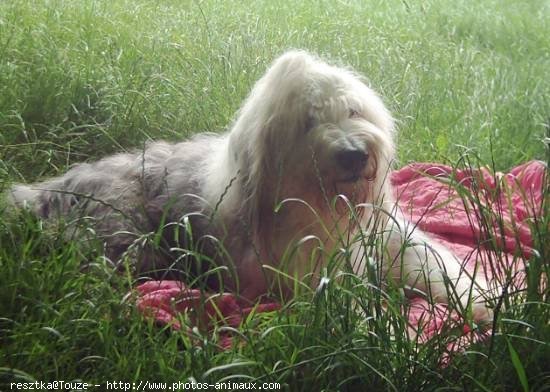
[336,149,369,173]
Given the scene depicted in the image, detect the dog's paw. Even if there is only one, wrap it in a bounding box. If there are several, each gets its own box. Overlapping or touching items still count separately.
[471,302,494,331]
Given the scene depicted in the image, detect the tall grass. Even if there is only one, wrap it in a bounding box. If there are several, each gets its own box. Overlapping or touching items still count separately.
[1,0,548,182]
[1,0,548,390]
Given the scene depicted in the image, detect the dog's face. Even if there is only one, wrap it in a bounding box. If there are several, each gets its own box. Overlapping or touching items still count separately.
[229,51,396,218]
[264,52,395,205]
[300,86,394,202]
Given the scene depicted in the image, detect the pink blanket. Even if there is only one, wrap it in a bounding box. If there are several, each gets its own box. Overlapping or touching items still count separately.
[135,161,545,350]
[393,160,544,352]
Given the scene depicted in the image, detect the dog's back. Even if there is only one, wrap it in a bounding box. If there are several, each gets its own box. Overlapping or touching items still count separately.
[5,135,229,276]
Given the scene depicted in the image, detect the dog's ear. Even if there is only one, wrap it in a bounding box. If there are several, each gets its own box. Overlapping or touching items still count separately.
[228,51,319,249]
[233,138,274,257]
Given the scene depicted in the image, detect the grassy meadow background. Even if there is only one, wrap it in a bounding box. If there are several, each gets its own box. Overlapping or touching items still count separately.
[1,0,549,390]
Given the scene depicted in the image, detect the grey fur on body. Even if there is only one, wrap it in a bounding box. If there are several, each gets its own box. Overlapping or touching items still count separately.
[11,135,238,284]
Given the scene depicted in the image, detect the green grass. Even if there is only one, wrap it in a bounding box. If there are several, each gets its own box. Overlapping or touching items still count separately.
[1,0,549,390]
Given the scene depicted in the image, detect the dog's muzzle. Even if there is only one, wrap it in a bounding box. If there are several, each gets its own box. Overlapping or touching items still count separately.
[336,148,369,182]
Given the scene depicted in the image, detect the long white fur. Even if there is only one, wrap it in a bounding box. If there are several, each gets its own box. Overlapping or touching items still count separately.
[8,50,492,325]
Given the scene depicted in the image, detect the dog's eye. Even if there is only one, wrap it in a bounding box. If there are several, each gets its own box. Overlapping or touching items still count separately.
[349,108,360,118]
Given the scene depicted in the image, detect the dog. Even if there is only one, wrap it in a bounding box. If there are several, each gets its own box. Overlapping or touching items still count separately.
[8,50,492,325]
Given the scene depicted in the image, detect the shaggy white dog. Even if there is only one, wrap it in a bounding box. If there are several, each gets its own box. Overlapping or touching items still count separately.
[9,51,491,325]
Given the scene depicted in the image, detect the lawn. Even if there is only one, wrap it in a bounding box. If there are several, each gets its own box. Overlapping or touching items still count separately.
[1,0,548,390]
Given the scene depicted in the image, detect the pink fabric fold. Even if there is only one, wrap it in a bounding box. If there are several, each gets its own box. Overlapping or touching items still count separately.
[134,161,545,352]
[136,280,279,349]
[392,161,543,259]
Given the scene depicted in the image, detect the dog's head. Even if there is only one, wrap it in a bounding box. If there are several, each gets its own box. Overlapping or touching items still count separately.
[230,50,395,221]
